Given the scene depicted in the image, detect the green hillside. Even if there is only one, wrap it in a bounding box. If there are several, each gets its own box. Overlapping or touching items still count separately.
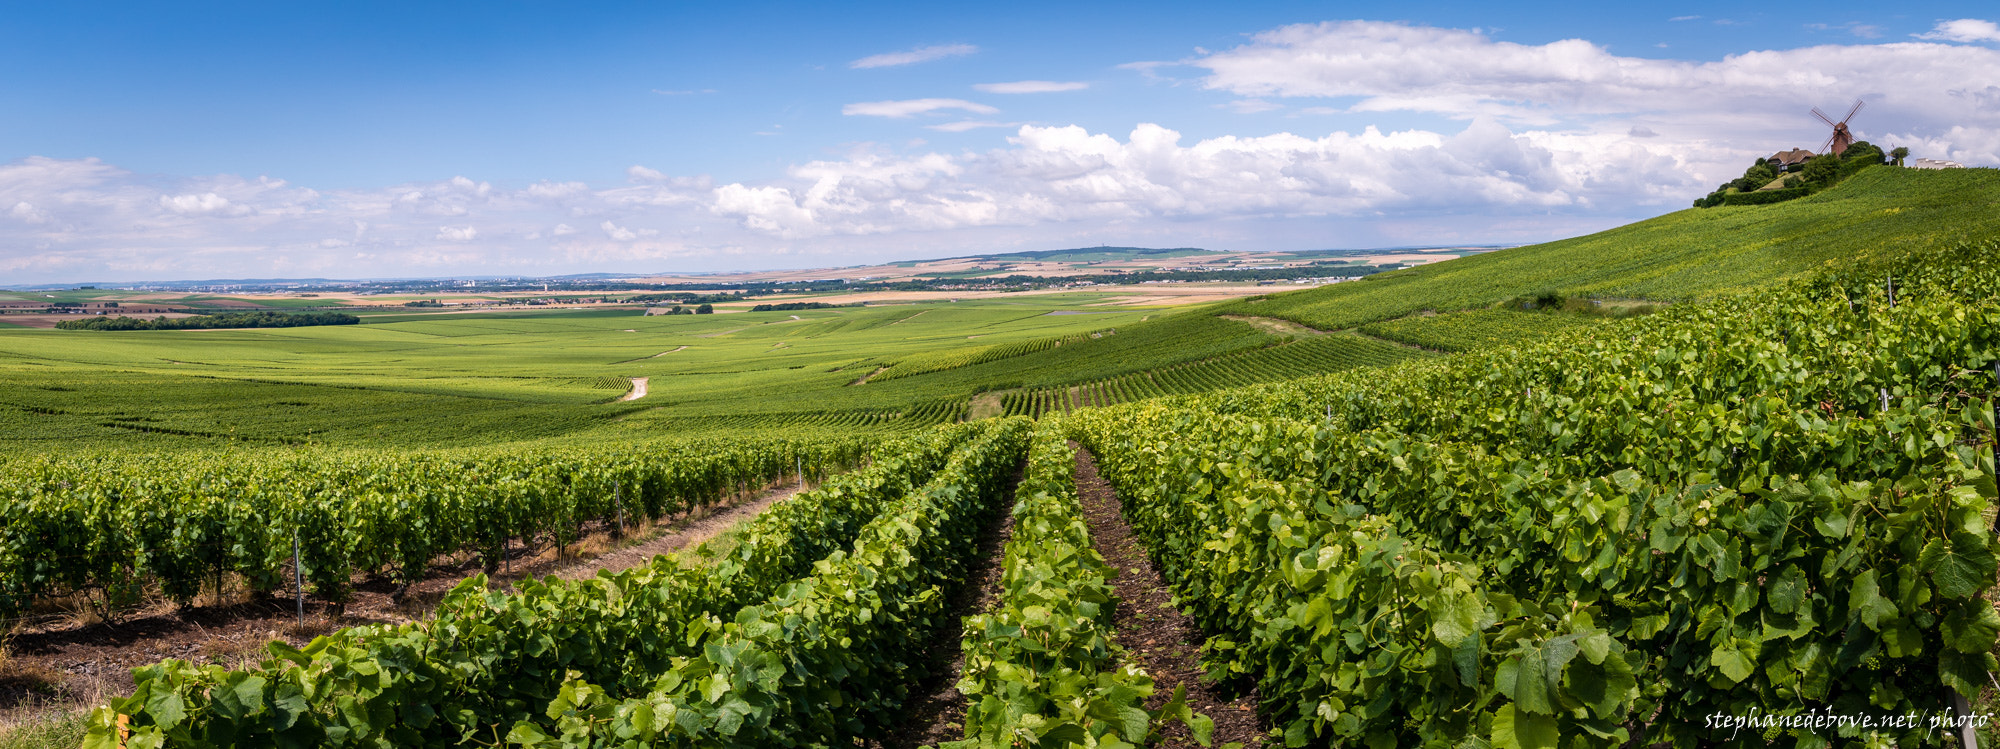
[1233,167,2000,329]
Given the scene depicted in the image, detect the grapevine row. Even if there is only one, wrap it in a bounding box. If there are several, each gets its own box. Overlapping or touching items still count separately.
[0,435,871,617]
[88,422,986,747]
[946,419,1211,748]
[513,417,1034,747]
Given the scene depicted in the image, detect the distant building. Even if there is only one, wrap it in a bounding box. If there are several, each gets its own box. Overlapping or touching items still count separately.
[1909,158,1964,170]
[1767,149,1817,172]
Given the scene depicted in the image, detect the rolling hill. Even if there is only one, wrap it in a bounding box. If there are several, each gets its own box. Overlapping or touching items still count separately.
[1229,166,2000,329]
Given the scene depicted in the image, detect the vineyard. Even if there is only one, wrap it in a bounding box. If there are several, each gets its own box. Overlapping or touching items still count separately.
[1356,309,1608,352]
[88,422,994,745]
[998,331,1423,417]
[1069,241,2000,747]
[4,168,2000,748]
[0,435,872,619]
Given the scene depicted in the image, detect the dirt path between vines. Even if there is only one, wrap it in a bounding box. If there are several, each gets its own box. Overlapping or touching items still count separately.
[619,377,649,401]
[876,463,1024,749]
[1221,314,1329,337]
[1073,444,1265,749]
[546,481,804,581]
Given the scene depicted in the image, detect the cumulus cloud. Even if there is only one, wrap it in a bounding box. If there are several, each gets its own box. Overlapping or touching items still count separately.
[843,98,1000,118]
[973,80,1089,94]
[1916,19,2000,43]
[1179,19,2000,179]
[9,201,50,224]
[6,20,2000,283]
[159,192,254,217]
[705,120,1696,240]
[600,220,638,241]
[849,44,977,69]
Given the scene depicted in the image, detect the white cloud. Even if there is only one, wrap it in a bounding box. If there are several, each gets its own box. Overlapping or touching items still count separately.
[1916,19,2000,43]
[160,192,254,217]
[849,44,977,69]
[842,98,1000,118]
[601,220,637,241]
[9,201,49,224]
[706,121,1694,240]
[651,88,717,95]
[926,120,1018,132]
[973,80,1089,94]
[712,184,818,236]
[1670,15,1701,22]
[1185,21,2000,154]
[6,21,2000,283]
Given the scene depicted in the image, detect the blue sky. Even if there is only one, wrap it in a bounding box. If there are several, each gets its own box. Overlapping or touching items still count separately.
[3,1,1998,282]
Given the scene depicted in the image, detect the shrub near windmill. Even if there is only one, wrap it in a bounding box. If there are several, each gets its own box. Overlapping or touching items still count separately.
[1695,100,1887,208]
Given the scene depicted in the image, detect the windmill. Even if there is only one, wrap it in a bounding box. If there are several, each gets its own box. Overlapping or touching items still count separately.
[1813,100,1865,156]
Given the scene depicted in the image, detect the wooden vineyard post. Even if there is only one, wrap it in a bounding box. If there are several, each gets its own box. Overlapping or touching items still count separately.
[797,455,803,490]
[614,481,625,536]
[1953,692,1980,749]
[292,514,305,630]
[1880,387,1889,413]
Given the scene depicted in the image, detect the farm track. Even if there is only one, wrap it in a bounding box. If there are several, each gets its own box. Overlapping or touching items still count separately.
[0,478,802,724]
[1345,326,1436,352]
[619,376,649,401]
[545,480,806,581]
[1219,314,1329,337]
[1073,444,1266,749]
[876,462,1024,748]
[849,366,890,385]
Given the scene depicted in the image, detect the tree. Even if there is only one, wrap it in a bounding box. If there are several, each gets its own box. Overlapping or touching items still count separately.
[1890,146,1910,166]
[1731,162,1777,192]
[1799,154,1841,185]
[1841,140,1884,165]
[696,304,713,314]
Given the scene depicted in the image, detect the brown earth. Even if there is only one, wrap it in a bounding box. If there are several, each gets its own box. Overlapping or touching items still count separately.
[874,464,1024,748]
[1073,443,1266,749]
[0,479,802,726]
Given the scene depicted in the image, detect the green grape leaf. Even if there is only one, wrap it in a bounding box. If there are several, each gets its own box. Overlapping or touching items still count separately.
[1491,703,1560,749]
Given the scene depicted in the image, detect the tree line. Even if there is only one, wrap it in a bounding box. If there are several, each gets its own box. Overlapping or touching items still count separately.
[55,311,361,331]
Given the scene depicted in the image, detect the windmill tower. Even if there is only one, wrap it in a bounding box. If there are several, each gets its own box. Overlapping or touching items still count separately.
[1813,100,1865,156]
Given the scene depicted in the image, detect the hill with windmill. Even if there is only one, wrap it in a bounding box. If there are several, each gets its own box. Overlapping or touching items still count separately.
[1693,99,1908,208]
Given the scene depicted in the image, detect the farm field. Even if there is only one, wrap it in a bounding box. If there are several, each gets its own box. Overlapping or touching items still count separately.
[1,166,1998,748]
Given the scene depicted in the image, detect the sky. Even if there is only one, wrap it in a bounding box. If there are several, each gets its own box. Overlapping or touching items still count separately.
[3,1,1998,283]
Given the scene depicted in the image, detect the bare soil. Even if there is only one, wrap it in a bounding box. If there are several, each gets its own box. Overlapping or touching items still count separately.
[619,376,650,401]
[548,482,802,581]
[1072,443,1266,748]
[874,464,1024,748]
[0,480,802,725]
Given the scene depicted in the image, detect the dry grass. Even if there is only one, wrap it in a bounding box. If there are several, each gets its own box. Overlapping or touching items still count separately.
[0,709,87,749]
[966,390,1008,420]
